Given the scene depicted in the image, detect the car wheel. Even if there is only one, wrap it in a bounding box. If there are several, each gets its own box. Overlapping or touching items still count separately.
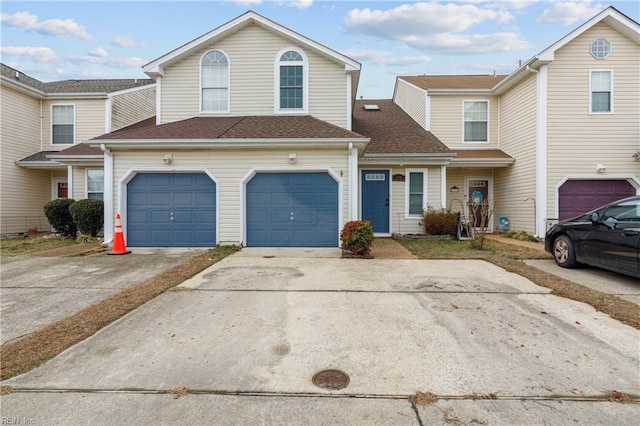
[553,235,578,268]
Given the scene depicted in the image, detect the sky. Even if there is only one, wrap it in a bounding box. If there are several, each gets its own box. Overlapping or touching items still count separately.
[1,0,638,99]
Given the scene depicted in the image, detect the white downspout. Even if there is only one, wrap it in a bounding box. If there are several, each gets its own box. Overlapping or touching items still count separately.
[348,142,358,221]
[527,64,548,238]
[441,165,447,210]
[101,144,114,245]
[40,100,43,150]
[67,166,73,200]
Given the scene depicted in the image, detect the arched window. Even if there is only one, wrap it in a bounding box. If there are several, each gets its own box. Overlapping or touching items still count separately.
[201,50,229,112]
[276,49,307,111]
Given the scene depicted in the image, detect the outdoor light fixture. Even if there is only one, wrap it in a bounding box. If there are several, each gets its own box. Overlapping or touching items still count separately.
[163,154,173,165]
[596,164,606,173]
[289,153,297,164]
[450,186,460,193]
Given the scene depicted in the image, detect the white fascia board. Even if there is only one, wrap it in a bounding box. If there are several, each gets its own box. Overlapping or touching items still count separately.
[15,161,65,169]
[359,157,451,166]
[1,76,46,98]
[427,89,494,96]
[89,138,370,149]
[107,83,156,98]
[143,11,360,77]
[46,93,109,99]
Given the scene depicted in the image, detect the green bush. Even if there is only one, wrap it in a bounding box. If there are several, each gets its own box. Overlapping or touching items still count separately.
[43,199,77,237]
[422,206,458,236]
[504,230,539,242]
[340,220,374,256]
[69,199,104,237]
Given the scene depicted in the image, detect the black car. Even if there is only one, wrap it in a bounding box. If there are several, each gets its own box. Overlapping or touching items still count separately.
[545,196,640,279]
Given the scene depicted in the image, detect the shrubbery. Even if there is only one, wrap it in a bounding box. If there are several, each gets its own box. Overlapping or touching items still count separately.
[340,220,374,256]
[422,206,458,236]
[43,199,77,237]
[69,199,104,237]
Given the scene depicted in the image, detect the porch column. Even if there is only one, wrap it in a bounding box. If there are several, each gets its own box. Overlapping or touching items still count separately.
[441,165,447,210]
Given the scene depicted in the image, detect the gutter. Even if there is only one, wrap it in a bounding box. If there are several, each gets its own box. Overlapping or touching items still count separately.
[88,138,370,149]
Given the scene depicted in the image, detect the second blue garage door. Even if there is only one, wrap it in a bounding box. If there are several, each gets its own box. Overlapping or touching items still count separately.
[246,172,338,247]
[127,173,216,247]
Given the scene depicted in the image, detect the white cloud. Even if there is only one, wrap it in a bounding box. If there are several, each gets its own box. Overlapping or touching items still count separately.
[342,49,431,66]
[233,0,262,5]
[89,47,109,58]
[537,1,603,25]
[0,46,58,63]
[67,49,146,69]
[344,2,513,38]
[406,32,532,54]
[111,35,140,48]
[0,11,92,41]
[288,0,313,9]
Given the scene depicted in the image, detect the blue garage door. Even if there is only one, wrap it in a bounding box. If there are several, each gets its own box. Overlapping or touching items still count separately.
[246,173,338,247]
[127,173,216,247]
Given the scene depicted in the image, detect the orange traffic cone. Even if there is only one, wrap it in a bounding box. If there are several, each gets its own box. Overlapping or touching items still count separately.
[108,213,131,255]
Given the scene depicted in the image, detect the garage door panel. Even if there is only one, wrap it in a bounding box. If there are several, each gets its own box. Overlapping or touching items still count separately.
[559,179,635,220]
[127,173,216,247]
[246,172,338,247]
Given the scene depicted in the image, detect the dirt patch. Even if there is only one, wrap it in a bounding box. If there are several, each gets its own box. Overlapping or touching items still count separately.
[167,386,189,399]
[371,238,417,259]
[399,239,640,330]
[0,245,240,380]
[410,391,438,405]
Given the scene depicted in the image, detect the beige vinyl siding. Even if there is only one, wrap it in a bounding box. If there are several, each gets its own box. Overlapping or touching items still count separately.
[111,86,156,131]
[546,23,640,218]
[42,98,107,150]
[493,73,538,233]
[359,166,441,235]
[160,24,347,127]
[445,168,494,228]
[429,95,500,150]
[111,148,349,245]
[0,85,54,233]
[394,80,427,128]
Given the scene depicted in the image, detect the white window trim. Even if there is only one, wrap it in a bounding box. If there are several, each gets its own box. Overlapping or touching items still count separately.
[51,103,76,146]
[274,47,309,114]
[590,39,611,60]
[462,99,489,144]
[405,168,427,218]
[86,168,104,200]
[589,69,614,115]
[199,50,230,114]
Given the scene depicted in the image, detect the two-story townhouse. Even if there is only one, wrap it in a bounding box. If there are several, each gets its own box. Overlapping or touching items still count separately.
[89,11,454,247]
[394,6,639,237]
[0,64,155,235]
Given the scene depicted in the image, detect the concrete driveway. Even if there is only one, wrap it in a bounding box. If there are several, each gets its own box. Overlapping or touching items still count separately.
[2,249,639,425]
[524,259,640,305]
[0,249,203,344]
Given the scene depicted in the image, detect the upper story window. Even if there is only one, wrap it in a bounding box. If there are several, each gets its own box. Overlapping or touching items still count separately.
[463,101,488,143]
[52,105,74,145]
[590,39,611,59]
[201,50,229,113]
[276,48,307,112]
[86,169,104,201]
[590,70,613,114]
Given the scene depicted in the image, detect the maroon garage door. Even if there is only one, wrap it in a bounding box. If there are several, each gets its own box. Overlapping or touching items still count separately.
[558,179,636,220]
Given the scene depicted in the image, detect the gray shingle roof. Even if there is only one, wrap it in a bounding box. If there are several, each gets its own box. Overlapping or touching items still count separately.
[352,100,452,156]
[1,63,153,94]
[92,115,366,140]
[399,74,508,90]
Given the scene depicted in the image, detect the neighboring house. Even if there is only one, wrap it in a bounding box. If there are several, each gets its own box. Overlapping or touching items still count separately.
[394,6,639,237]
[0,64,156,235]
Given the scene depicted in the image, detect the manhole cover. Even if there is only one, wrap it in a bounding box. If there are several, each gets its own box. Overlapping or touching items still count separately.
[312,369,350,390]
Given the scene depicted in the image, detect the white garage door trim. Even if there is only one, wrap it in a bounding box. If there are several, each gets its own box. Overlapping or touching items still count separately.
[553,174,640,218]
[118,168,220,245]
[240,166,344,247]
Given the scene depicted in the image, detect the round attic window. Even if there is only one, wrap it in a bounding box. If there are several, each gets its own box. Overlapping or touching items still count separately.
[590,39,611,59]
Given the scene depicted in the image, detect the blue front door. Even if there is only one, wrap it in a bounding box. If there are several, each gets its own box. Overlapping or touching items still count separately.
[246,172,338,247]
[127,173,216,247]
[361,170,390,233]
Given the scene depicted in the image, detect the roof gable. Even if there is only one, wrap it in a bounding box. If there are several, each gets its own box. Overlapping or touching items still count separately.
[399,75,507,91]
[143,11,361,77]
[537,6,639,62]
